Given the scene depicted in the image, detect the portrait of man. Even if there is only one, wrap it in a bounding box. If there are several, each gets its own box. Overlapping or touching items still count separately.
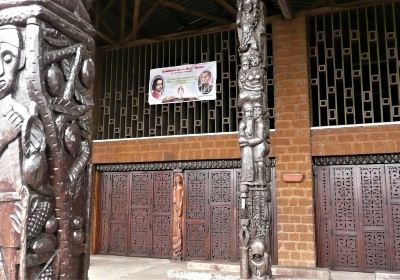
[151,75,164,99]
[198,70,214,94]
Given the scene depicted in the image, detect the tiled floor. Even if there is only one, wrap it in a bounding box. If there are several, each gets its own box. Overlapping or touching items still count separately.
[89,255,376,280]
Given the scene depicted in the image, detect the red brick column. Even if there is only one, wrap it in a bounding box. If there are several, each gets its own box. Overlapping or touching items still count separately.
[272,15,316,267]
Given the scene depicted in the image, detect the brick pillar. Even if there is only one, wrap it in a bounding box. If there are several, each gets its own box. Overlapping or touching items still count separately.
[272,15,316,267]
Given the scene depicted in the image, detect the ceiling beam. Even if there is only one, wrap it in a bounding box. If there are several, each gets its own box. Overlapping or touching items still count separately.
[96,31,116,45]
[126,1,159,41]
[157,0,231,25]
[276,0,292,19]
[120,0,127,42]
[131,0,142,41]
[212,0,236,17]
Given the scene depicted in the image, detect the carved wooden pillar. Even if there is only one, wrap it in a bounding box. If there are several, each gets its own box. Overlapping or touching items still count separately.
[236,0,272,279]
[172,173,184,261]
[0,1,95,279]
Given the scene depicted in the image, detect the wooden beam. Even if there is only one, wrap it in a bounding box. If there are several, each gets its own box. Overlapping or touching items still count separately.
[212,0,236,17]
[126,2,159,41]
[131,0,142,41]
[157,0,231,25]
[276,0,292,19]
[100,0,115,15]
[96,31,117,45]
[120,0,127,42]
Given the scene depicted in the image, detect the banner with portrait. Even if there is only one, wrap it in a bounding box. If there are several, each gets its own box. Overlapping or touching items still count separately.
[148,61,217,105]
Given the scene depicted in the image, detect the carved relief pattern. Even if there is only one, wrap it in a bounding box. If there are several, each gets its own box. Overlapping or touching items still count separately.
[388,166,400,200]
[336,235,358,268]
[100,220,109,253]
[211,206,231,260]
[391,204,400,270]
[111,174,128,220]
[109,223,127,255]
[360,167,384,227]
[0,1,95,279]
[101,174,112,212]
[152,215,171,257]
[153,173,172,213]
[364,231,387,269]
[129,209,150,256]
[186,223,207,259]
[333,167,356,231]
[186,172,207,220]
[131,174,152,206]
[210,171,231,203]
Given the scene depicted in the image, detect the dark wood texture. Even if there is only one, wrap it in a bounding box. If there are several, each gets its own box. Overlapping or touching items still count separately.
[315,164,400,272]
[99,171,173,258]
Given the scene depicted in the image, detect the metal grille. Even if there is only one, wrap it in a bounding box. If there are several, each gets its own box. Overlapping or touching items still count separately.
[96,26,274,139]
[308,2,400,126]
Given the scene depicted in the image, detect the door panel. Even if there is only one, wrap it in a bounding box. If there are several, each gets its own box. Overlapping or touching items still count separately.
[184,171,209,260]
[315,164,399,272]
[109,173,129,255]
[129,173,152,256]
[152,172,173,258]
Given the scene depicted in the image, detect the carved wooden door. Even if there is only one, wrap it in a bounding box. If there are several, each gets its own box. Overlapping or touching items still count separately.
[184,169,237,261]
[184,170,209,260]
[152,172,173,258]
[315,164,400,272]
[100,171,173,258]
[129,172,152,256]
[107,173,129,255]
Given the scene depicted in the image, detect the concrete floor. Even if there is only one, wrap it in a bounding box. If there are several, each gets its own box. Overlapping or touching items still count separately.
[89,255,375,280]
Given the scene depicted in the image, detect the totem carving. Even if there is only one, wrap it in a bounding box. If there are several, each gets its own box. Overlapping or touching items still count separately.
[172,173,184,261]
[237,0,272,279]
[0,1,95,279]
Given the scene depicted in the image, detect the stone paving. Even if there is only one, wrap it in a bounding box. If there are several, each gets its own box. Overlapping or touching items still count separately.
[89,255,376,280]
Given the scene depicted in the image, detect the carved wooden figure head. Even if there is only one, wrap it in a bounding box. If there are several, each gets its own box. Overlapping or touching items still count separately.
[0,25,23,100]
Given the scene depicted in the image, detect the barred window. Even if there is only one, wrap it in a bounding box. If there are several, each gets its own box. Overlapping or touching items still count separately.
[95,26,274,139]
[308,2,400,127]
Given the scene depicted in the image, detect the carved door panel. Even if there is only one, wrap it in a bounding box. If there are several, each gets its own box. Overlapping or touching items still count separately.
[209,170,236,261]
[386,165,400,270]
[184,170,210,260]
[129,173,152,257]
[152,172,173,258]
[108,173,129,255]
[315,164,396,272]
[99,173,112,253]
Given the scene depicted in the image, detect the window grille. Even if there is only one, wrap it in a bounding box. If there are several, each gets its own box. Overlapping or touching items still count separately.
[96,26,274,139]
[308,2,400,126]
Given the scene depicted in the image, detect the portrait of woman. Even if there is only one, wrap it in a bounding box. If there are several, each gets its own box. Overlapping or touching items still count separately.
[151,75,164,99]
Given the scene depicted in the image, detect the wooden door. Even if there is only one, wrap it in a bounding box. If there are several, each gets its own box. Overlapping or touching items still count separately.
[315,164,400,272]
[100,171,173,257]
[108,173,129,255]
[129,172,152,256]
[184,169,237,261]
[184,170,209,260]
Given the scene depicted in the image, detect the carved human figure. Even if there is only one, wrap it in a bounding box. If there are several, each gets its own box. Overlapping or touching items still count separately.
[249,238,270,280]
[0,25,25,154]
[237,0,260,52]
[239,102,255,183]
[172,173,184,259]
[238,50,264,106]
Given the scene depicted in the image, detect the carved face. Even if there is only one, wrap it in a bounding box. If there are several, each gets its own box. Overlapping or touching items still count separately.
[250,238,265,263]
[174,174,183,187]
[0,26,21,100]
[242,103,253,120]
[253,102,262,119]
[243,0,253,12]
[249,52,261,67]
[241,55,250,71]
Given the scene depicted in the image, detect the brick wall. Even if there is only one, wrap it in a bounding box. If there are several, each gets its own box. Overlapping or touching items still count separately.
[91,132,277,164]
[272,15,316,267]
[312,124,400,156]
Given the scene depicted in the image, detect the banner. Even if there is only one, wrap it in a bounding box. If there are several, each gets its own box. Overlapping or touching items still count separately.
[148,61,217,105]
